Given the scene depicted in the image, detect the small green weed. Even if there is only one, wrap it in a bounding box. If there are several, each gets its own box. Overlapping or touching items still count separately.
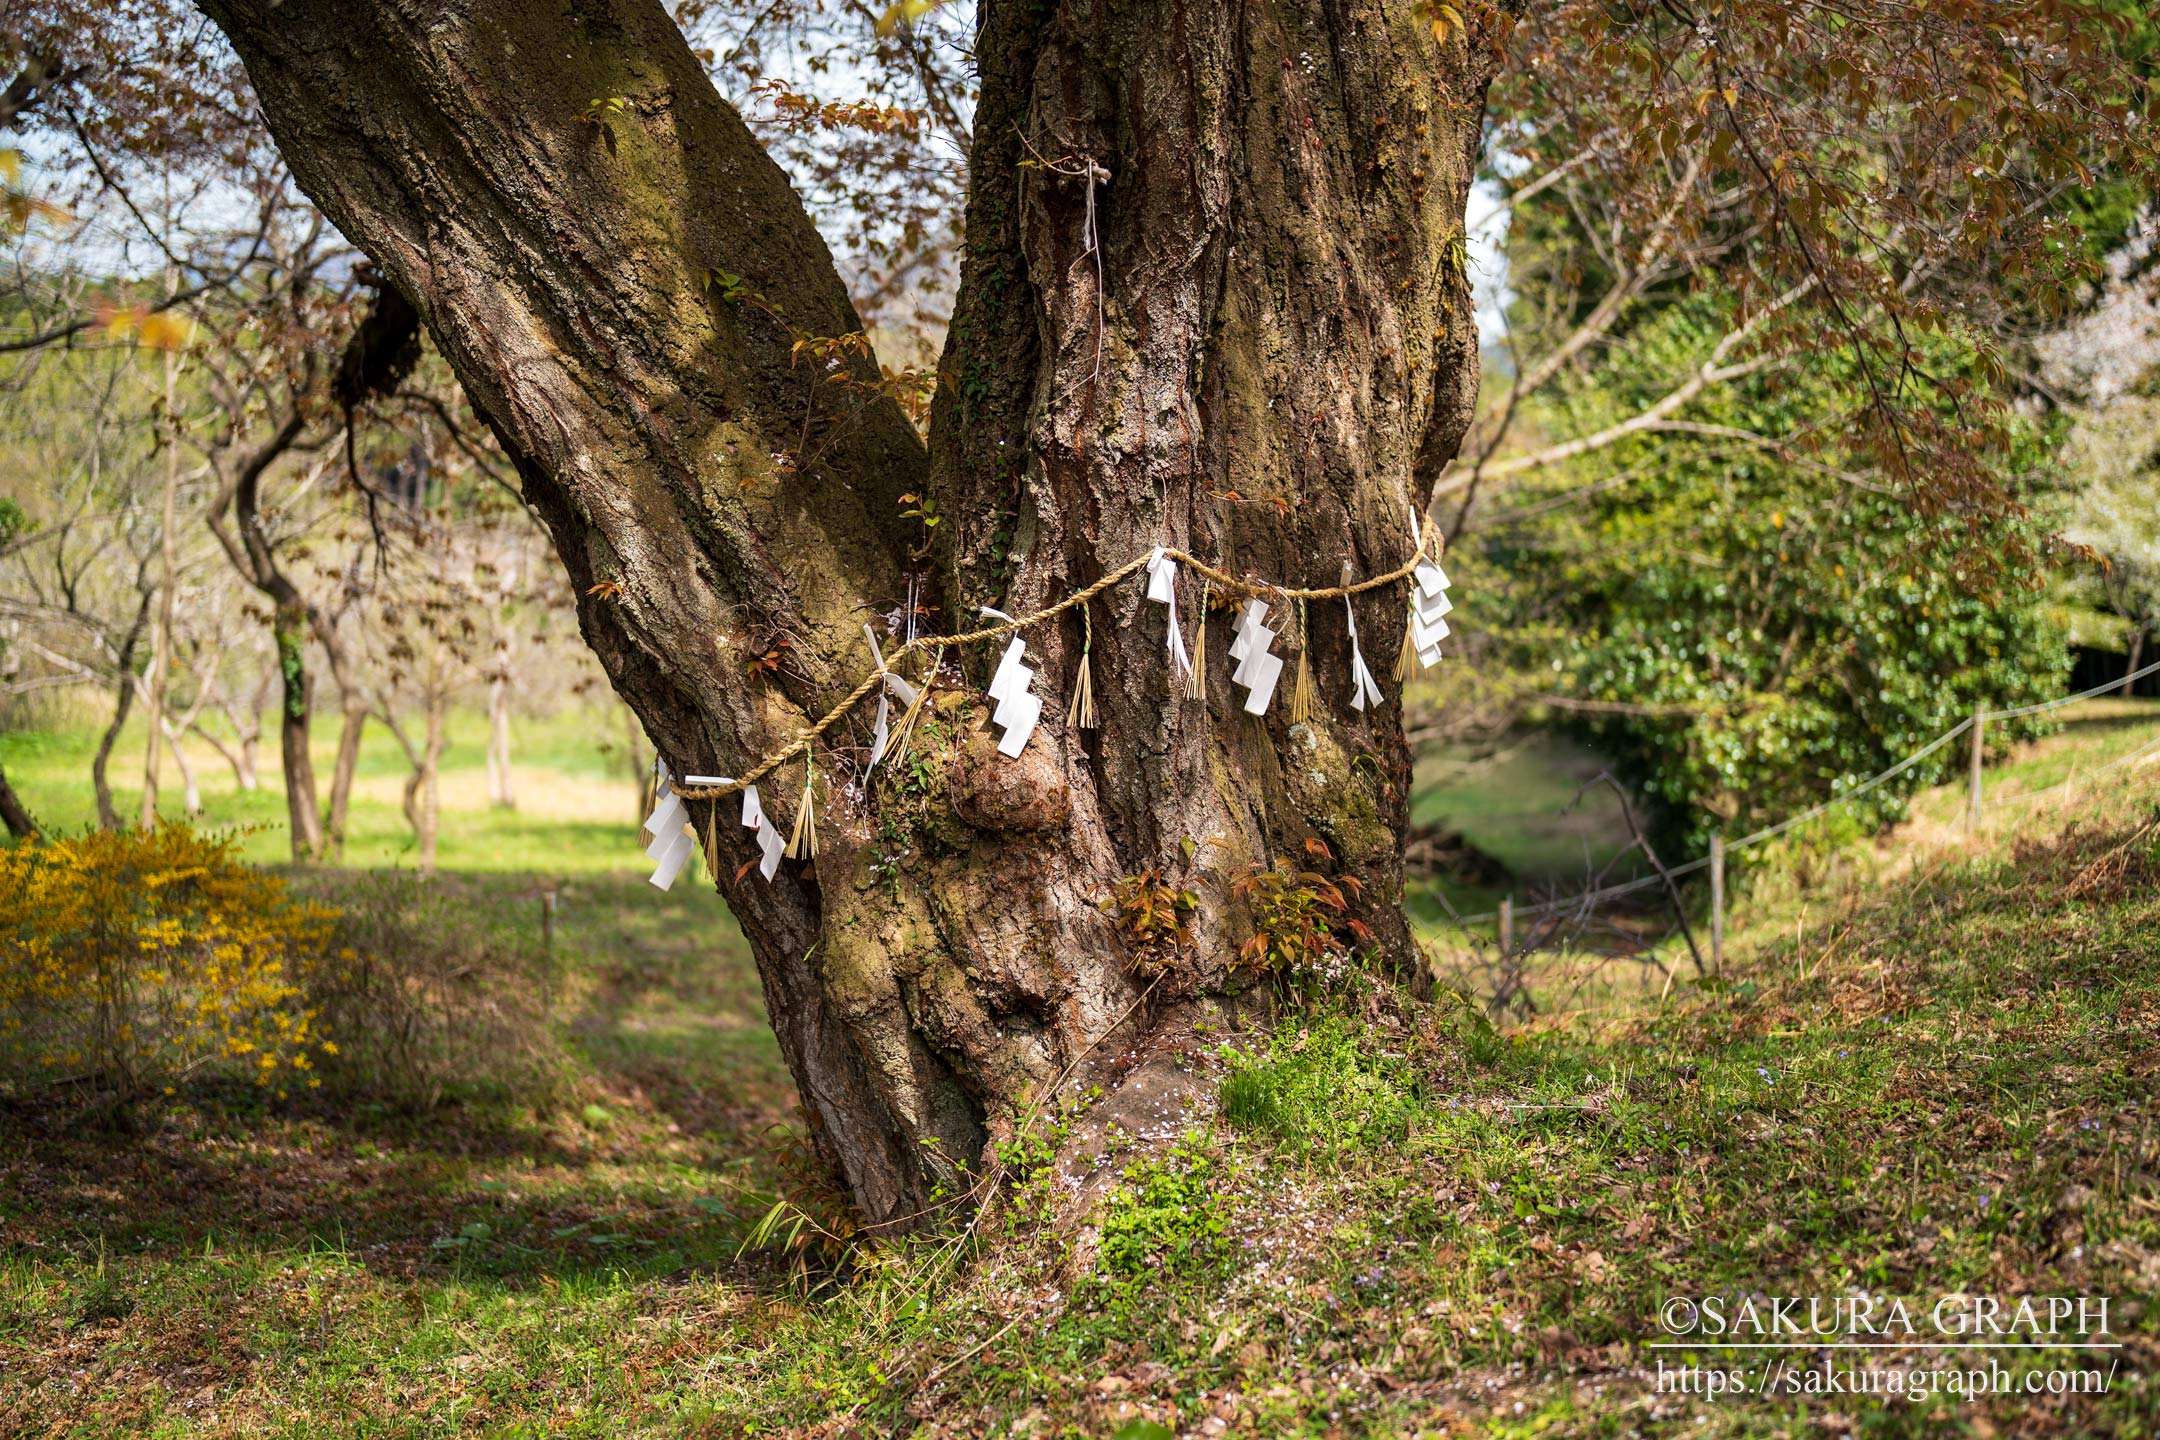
[1094,1133,1226,1280]
[1218,1011,1423,1168]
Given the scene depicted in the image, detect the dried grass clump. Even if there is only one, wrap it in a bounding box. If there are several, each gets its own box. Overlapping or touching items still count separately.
[302,873,567,1110]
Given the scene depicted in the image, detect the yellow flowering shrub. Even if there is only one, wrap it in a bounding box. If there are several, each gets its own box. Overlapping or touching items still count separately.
[0,825,338,1096]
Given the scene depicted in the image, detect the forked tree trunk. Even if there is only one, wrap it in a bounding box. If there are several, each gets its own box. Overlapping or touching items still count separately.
[196,670,269,792]
[204,0,1495,1226]
[206,410,326,862]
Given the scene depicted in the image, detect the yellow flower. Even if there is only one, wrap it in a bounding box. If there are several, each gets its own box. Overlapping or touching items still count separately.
[0,825,339,1094]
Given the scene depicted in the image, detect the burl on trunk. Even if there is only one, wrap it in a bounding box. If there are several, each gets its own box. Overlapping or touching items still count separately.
[200,0,1499,1226]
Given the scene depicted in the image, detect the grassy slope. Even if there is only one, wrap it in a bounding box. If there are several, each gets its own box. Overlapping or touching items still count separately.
[2,706,2158,1437]
[1408,730,1642,919]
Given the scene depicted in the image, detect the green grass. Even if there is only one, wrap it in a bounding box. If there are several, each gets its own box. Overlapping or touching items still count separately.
[1409,729,1644,918]
[0,704,650,872]
[1905,697,2160,829]
[0,858,803,1435]
[3,707,2158,1435]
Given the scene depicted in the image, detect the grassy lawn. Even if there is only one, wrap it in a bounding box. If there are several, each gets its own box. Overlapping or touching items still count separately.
[0,857,802,1437]
[0,704,650,873]
[1409,730,1643,918]
[2,703,2157,1436]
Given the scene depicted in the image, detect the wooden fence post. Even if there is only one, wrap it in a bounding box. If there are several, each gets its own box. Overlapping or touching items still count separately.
[1709,834,1725,977]
[1967,702,1986,833]
[537,889,559,1017]
[1498,896,1513,958]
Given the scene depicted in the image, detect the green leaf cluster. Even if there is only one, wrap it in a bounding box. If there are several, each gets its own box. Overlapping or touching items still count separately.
[1462,291,2068,848]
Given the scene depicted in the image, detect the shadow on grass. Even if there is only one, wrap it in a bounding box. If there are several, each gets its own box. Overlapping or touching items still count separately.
[1,866,800,1289]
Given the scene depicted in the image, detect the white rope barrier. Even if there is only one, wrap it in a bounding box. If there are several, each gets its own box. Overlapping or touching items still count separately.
[1981,654,2160,721]
[1429,666,2160,930]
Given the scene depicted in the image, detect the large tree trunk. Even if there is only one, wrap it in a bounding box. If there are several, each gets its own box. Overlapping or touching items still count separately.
[202,0,1493,1226]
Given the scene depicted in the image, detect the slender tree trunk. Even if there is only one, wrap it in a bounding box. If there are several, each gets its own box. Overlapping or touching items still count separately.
[272,600,324,859]
[205,0,1494,1225]
[235,665,271,788]
[163,721,202,816]
[486,661,515,810]
[192,712,259,792]
[236,719,261,790]
[138,615,168,825]
[203,404,326,862]
[418,687,447,876]
[139,346,184,830]
[325,702,368,858]
[197,668,270,791]
[0,760,37,839]
[93,670,136,832]
[94,597,152,832]
[381,707,432,864]
[2127,628,2145,696]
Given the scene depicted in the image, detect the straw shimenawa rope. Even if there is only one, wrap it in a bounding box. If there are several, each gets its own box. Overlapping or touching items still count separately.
[670,533,1438,801]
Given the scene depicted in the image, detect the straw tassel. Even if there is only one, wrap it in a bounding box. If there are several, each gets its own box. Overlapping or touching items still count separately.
[1395,606,1419,683]
[1067,606,1097,730]
[783,754,818,862]
[1185,580,1210,703]
[1289,598,1315,723]
[705,798,718,880]
[886,649,939,768]
[1400,518,1430,681]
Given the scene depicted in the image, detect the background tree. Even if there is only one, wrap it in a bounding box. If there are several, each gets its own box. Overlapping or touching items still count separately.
[0,495,39,836]
[2042,211,2160,685]
[1413,0,2155,838]
[0,335,171,831]
[2058,370,2160,683]
[1448,290,2067,849]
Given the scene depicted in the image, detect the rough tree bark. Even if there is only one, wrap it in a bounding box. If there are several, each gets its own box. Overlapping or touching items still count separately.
[201,0,1496,1226]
